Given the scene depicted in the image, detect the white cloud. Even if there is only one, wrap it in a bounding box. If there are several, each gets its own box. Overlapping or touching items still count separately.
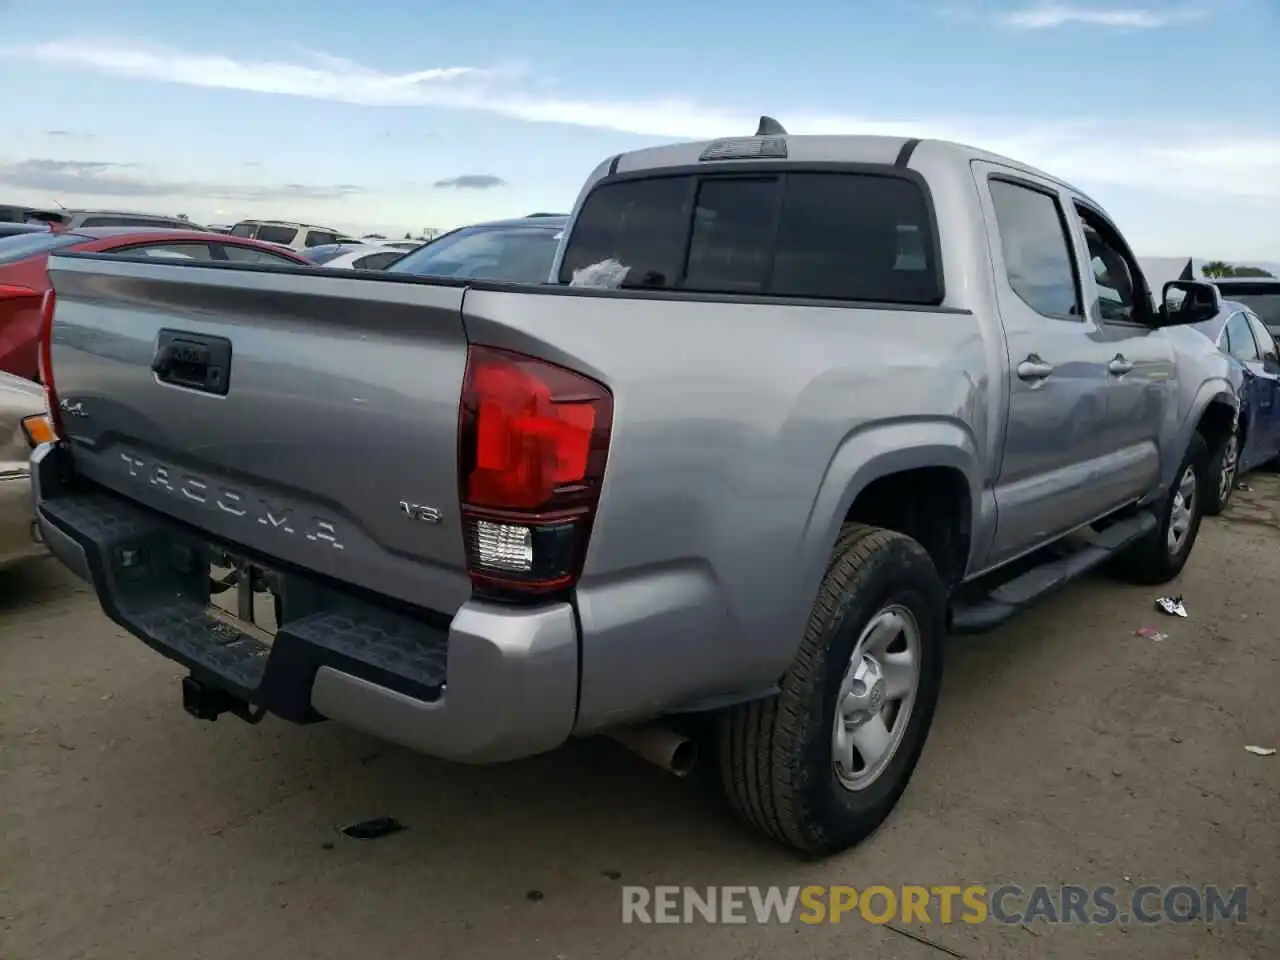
[999,4,1210,28]
[11,37,1280,206]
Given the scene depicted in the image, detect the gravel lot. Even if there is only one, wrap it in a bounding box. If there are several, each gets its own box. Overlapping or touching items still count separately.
[3,479,1278,960]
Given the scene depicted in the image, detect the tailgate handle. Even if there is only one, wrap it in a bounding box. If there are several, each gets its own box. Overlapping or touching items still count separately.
[153,329,232,396]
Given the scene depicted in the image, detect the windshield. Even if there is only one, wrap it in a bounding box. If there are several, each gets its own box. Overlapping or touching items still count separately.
[386,224,561,282]
[0,231,85,264]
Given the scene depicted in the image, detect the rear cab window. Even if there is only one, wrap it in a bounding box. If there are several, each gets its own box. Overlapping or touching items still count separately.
[558,169,942,305]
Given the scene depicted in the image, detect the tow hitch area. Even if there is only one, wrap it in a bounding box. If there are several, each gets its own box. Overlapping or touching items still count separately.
[181,675,267,725]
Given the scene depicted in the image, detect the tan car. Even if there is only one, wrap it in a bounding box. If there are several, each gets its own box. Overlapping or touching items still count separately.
[0,372,52,569]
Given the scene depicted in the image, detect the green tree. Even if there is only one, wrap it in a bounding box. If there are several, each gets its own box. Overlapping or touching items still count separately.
[1202,260,1234,278]
[1231,266,1275,278]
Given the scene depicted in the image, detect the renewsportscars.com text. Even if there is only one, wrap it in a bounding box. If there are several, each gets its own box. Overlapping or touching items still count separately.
[621,884,1249,926]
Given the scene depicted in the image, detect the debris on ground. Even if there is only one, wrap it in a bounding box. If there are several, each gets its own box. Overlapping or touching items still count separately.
[526,889,545,902]
[1236,481,1252,491]
[1134,627,1168,642]
[339,816,406,840]
[1155,596,1188,618]
[1244,745,1276,757]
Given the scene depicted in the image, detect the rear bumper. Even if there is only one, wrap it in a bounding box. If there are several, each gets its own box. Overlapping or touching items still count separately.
[31,442,579,763]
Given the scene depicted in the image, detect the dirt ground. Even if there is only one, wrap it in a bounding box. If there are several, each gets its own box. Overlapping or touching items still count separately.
[2,479,1278,960]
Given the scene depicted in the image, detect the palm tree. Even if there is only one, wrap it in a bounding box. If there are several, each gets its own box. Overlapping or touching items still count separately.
[1201,260,1234,278]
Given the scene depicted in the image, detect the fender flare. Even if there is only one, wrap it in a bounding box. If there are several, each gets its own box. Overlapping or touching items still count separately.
[1167,379,1238,491]
[790,418,983,628]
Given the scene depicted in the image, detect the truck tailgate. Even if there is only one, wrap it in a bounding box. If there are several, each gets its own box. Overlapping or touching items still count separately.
[46,254,473,616]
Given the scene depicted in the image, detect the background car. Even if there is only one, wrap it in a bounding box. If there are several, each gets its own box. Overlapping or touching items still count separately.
[0,371,54,571]
[1190,299,1280,512]
[384,215,567,282]
[1210,277,1280,340]
[226,219,358,252]
[25,209,203,231]
[0,228,309,381]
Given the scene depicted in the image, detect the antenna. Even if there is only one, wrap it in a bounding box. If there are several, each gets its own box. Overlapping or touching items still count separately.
[755,116,787,136]
[54,198,68,210]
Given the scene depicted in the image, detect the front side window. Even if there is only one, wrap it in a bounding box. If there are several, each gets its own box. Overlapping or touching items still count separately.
[229,223,255,238]
[987,179,1080,319]
[559,170,940,304]
[305,230,338,247]
[1245,313,1278,364]
[1224,312,1260,362]
[1075,204,1143,324]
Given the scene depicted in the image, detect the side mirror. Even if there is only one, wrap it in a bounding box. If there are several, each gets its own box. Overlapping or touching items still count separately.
[1160,280,1221,326]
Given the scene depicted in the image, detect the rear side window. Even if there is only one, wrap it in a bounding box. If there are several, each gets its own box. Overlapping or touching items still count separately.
[558,171,942,304]
[0,231,84,264]
[987,179,1081,319]
[217,243,302,266]
[256,225,298,245]
[305,230,338,247]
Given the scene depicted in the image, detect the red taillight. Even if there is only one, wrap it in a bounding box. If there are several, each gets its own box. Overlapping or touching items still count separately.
[37,290,62,438]
[458,345,613,596]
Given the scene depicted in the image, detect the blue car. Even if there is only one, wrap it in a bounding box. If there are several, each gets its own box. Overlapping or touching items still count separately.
[1191,301,1280,513]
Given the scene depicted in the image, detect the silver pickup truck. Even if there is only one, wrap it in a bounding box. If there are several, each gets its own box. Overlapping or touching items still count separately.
[32,124,1238,856]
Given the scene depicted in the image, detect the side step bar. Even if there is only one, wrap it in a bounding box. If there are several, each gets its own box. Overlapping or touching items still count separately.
[951,510,1157,635]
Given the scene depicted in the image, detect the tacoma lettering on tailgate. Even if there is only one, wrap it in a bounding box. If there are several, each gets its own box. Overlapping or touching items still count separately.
[119,453,345,550]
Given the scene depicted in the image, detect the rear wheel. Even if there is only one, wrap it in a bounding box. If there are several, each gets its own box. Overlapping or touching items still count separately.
[717,524,945,856]
[1110,434,1207,585]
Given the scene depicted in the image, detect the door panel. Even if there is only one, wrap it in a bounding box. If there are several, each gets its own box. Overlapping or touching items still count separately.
[976,163,1121,568]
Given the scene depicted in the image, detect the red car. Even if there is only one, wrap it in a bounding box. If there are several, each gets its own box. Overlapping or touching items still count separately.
[0,228,310,381]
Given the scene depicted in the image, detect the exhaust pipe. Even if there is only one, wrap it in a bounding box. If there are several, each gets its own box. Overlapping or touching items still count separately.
[607,723,699,777]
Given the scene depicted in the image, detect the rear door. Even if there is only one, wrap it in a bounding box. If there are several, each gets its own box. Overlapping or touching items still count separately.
[975,164,1119,565]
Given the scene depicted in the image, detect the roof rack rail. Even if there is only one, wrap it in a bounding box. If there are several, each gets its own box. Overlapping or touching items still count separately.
[525,212,567,218]
[755,116,787,136]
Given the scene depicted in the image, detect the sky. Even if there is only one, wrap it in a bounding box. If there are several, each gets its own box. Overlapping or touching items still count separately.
[1,0,1277,262]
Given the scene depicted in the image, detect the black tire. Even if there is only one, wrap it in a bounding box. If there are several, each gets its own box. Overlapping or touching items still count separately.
[1202,425,1239,517]
[1110,433,1208,585]
[717,524,946,857]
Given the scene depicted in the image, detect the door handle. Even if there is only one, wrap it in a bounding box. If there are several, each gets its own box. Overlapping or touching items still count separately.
[1108,354,1134,376]
[1017,355,1054,382]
